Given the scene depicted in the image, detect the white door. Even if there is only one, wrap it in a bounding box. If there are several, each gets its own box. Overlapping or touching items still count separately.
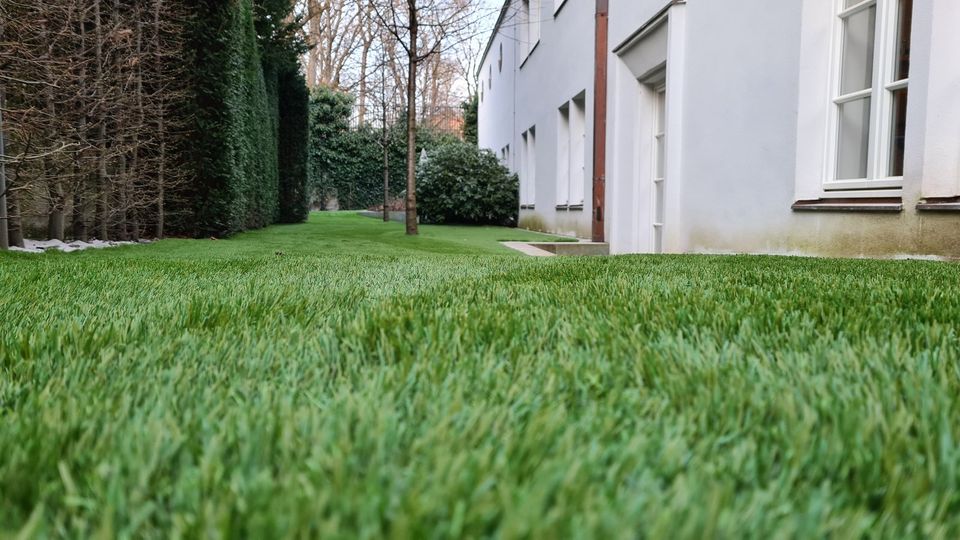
[652,86,666,253]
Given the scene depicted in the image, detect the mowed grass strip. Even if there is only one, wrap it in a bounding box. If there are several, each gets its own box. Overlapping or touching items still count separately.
[1,212,960,538]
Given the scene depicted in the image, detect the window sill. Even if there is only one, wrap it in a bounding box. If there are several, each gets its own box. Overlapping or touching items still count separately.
[917,198,960,212]
[555,203,584,212]
[520,204,536,210]
[791,198,903,213]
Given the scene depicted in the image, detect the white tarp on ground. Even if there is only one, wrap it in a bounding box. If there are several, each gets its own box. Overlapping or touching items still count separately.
[8,239,151,254]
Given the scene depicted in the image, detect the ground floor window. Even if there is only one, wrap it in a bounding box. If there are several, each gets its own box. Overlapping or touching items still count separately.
[829,0,912,190]
[520,127,537,207]
[556,93,586,208]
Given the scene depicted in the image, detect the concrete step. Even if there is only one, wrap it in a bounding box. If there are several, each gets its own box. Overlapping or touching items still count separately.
[503,241,609,257]
[528,242,609,256]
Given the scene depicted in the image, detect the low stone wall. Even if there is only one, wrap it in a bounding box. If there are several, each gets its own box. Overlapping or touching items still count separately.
[358,211,415,224]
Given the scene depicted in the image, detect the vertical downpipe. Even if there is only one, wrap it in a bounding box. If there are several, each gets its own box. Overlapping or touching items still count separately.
[592,0,609,243]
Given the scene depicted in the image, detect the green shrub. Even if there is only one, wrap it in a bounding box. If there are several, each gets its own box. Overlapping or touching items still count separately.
[276,65,309,223]
[184,0,278,237]
[308,88,461,211]
[461,94,478,145]
[417,142,518,226]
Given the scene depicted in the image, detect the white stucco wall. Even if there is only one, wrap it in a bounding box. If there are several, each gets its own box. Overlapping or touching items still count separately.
[480,0,960,257]
[479,0,597,238]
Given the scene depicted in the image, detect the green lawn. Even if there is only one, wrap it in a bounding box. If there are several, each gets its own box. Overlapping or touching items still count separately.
[2,212,960,538]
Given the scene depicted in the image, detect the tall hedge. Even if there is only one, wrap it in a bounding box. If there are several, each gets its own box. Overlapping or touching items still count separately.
[275,66,309,223]
[308,87,460,210]
[185,0,279,237]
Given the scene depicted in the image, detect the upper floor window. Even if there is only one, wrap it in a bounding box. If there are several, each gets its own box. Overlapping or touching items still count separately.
[520,0,541,61]
[830,0,912,189]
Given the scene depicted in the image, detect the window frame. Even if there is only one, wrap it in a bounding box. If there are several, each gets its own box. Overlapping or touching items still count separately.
[520,0,541,63]
[824,0,911,192]
[520,127,537,207]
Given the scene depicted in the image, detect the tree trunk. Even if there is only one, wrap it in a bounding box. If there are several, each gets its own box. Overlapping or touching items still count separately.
[358,37,371,126]
[306,0,319,87]
[7,188,24,248]
[383,129,390,223]
[156,113,166,238]
[405,1,419,235]
[118,152,129,241]
[72,189,87,242]
[129,11,144,242]
[154,0,165,238]
[0,88,8,250]
[95,0,109,240]
[48,182,66,241]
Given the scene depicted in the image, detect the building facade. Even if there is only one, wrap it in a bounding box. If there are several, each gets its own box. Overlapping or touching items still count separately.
[478,0,960,257]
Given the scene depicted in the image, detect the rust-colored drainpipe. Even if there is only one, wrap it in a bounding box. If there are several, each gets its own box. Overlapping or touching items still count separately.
[592,0,609,243]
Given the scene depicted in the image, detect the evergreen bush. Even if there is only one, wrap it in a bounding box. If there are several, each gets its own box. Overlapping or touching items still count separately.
[276,65,310,223]
[417,142,519,226]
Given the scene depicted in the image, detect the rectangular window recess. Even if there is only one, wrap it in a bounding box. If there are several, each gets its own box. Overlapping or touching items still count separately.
[520,41,540,69]
[568,203,584,211]
[917,197,960,212]
[555,204,569,211]
[792,197,902,212]
[520,204,536,210]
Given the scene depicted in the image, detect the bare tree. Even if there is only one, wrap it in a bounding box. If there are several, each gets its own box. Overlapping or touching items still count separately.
[303,0,365,89]
[369,0,480,235]
[0,87,8,250]
[0,0,190,248]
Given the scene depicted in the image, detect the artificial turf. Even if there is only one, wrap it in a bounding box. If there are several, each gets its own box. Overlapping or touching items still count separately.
[2,212,960,538]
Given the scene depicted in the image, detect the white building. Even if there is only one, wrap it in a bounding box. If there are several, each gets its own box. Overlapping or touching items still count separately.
[478,0,960,257]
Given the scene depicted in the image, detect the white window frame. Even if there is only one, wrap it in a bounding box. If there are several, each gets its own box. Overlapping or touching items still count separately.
[556,94,586,208]
[651,85,666,254]
[520,128,537,207]
[520,0,541,62]
[824,0,910,192]
[556,104,571,206]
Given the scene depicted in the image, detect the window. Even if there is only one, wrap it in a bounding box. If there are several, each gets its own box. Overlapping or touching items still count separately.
[828,0,912,189]
[557,105,570,206]
[520,128,537,207]
[488,65,492,89]
[556,93,586,208]
[652,86,666,253]
[520,0,541,60]
[498,43,503,73]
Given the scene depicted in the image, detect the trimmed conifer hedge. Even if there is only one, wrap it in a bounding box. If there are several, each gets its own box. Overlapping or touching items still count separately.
[276,65,310,223]
[176,0,307,238]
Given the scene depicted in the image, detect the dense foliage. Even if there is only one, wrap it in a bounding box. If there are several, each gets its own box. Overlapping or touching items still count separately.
[186,0,278,236]
[276,67,310,223]
[3,212,960,537]
[461,94,478,145]
[182,0,310,237]
[255,0,311,224]
[417,142,519,226]
[308,87,460,210]
[0,0,310,244]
